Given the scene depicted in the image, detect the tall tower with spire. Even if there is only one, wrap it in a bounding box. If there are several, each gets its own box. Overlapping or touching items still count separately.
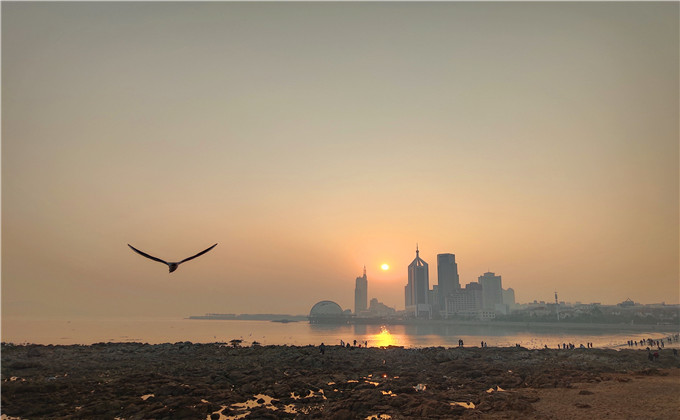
[405,245,429,314]
[354,266,368,314]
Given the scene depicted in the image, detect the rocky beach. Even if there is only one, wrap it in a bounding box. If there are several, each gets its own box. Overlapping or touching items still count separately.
[2,342,679,419]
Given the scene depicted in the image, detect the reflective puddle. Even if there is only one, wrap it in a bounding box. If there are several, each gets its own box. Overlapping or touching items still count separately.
[207,390,328,419]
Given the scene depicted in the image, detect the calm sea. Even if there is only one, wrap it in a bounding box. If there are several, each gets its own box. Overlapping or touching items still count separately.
[2,317,677,350]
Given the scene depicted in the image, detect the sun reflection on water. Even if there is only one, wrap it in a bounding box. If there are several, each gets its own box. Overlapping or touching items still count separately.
[373,326,399,348]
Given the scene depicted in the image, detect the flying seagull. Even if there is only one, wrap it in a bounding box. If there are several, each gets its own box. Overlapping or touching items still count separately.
[128,243,217,273]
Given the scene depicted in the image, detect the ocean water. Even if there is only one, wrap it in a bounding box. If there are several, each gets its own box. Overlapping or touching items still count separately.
[2,317,677,350]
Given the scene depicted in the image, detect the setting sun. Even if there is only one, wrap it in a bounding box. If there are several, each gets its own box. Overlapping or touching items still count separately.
[381,263,389,270]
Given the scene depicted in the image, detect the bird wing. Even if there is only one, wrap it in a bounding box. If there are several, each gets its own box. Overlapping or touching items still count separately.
[128,244,169,265]
[179,243,218,264]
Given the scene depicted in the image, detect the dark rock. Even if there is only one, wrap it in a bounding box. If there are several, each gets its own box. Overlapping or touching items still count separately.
[246,406,277,418]
[328,409,353,420]
[3,342,678,420]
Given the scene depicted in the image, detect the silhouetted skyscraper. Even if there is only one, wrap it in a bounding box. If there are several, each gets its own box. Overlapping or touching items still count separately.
[437,253,460,310]
[478,271,503,311]
[354,266,367,314]
[405,245,429,312]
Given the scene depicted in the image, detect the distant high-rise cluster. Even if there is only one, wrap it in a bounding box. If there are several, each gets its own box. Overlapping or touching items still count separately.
[404,247,516,320]
[350,246,517,320]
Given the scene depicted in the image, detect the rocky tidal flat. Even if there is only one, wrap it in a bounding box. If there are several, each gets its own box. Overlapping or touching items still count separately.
[2,342,679,419]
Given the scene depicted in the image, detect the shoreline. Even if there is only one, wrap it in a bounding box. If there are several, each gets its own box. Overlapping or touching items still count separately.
[308,318,680,334]
[402,319,680,332]
[2,342,679,419]
[3,315,677,349]
[188,316,680,333]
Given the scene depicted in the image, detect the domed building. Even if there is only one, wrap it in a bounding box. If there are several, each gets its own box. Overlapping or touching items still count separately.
[309,300,349,324]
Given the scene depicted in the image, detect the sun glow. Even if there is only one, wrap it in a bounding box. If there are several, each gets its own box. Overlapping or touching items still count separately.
[381,264,389,270]
[374,326,398,348]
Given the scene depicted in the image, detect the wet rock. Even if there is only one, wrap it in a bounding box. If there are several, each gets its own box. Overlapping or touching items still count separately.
[246,406,277,418]
[328,409,353,420]
[449,404,467,415]
[388,394,410,408]
[3,343,679,419]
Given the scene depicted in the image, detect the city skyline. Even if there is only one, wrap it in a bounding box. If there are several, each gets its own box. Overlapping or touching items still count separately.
[3,2,678,322]
[350,244,671,320]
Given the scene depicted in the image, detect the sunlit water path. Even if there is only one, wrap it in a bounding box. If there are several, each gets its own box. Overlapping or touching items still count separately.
[2,317,677,350]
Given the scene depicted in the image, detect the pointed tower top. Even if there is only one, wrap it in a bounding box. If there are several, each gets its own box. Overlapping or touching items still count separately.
[410,244,427,267]
[363,265,366,277]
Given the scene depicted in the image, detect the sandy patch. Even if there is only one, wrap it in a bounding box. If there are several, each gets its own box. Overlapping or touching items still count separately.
[525,369,680,419]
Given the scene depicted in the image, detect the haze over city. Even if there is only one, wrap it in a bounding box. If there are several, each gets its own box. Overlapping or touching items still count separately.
[2,2,678,321]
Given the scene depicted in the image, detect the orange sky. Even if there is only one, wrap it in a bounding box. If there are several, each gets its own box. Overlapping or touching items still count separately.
[2,2,678,319]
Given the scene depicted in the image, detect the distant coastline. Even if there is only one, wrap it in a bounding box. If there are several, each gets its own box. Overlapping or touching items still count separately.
[188,313,679,333]
[187,313,308,322]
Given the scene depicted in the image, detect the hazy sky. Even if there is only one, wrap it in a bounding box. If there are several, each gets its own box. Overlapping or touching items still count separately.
[2,2,678,319]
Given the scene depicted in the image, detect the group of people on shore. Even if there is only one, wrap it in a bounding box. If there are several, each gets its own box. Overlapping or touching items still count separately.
[339,339,369,348]
[625,334,678,350]
[557,342,594,349]
[319,339,370,354]
[316,334,680,354]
